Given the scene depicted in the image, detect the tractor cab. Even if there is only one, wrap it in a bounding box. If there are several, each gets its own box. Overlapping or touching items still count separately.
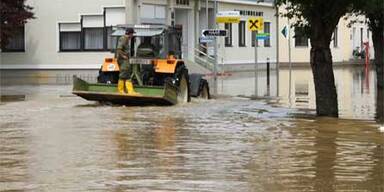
[98,25,184,86]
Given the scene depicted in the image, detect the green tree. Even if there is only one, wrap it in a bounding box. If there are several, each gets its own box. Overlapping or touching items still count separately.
[276,0,357,117]
[0,0,34,48]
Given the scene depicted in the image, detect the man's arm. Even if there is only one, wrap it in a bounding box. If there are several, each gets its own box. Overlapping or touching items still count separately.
[117,49,129,59]
[116,36,129,59]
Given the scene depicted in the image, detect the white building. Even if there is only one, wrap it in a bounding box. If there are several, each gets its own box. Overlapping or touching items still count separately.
[0,0,277,70]
[277,10,374,64]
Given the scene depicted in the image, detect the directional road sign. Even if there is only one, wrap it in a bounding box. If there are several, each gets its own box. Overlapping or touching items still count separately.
[248,17,264,31]
[281,26,288,38]
[256,33,270,40]
[216,11,241,23]
[199,36,215,43]
[202,29,227,37]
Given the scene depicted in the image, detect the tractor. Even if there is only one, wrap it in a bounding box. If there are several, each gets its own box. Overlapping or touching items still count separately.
[73,24,210,105]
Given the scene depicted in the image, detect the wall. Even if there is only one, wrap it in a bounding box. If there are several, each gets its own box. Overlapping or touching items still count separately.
[1,0,124,69]
[217,2,277,65]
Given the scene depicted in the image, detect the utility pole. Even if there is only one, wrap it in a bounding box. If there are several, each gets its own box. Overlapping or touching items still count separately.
[254,31,258,97]
[213,0,218,95]
[275,0,279,98]
[288,19,292,107]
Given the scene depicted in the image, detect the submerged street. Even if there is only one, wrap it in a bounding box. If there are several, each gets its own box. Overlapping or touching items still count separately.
[0,66,383,191]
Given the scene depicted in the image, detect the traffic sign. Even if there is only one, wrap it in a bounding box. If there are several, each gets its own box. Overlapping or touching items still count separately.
[248,17,263,31]
[202,29,227,37]
[281,26,288,38]
[199,36,215,43]
[216,11,240,23]
[216,11,240,17]
[255,33,270,40]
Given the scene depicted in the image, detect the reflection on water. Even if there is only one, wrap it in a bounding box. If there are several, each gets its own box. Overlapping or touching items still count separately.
[215,65,380,120]
[0,85,383,191]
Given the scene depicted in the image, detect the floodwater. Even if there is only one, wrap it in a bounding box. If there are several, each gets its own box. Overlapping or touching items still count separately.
[0,66,383,191]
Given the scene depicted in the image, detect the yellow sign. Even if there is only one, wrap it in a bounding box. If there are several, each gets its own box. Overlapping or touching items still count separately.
[216,16,241,23]
[248,17,263,31]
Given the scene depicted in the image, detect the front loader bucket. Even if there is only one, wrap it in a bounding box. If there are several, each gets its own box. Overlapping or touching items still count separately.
[72,76,177,106]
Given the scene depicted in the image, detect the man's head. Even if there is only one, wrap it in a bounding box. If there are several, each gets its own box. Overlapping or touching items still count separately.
[125,28,135,38]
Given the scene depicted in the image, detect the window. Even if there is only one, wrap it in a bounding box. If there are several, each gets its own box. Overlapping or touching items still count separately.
[225,23,232,47]
[264,22,271,47]
[235,9,263,17]
[59,23,81,51]
[83,28,104,50]
[60,32,81,51]
[239,21,246,47]
[2,26,25,52]
[333,26,338,47]
[176,0,189,5]
[294,27,308,47]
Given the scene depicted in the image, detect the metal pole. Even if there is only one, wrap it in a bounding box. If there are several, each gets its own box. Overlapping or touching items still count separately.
[275,2,280,98]
[206,0,209,28]
[254,31,258,97]
[267,57,270,96]
[213,0,218,95]
[288,19,292,107]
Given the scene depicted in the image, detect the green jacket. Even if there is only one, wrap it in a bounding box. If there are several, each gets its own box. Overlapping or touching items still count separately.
[116,35,130,60]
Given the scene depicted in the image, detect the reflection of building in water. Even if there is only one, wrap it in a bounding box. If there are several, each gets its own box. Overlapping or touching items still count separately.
[278,67,316,109]
[217,70,278,97]
[278,67,376,119]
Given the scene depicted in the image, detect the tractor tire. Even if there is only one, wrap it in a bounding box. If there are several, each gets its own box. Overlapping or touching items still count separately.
[174,65,191,104]
[198,79,210,99]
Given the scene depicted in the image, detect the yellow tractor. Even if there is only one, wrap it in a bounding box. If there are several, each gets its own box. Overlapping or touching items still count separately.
[73,25,210,105]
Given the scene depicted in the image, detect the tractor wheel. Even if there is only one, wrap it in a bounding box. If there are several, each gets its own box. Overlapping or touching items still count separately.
[198,79,210,99]
[175,66,191,104]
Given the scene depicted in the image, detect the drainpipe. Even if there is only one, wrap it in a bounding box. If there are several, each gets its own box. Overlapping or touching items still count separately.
[206,0,209,29]
[167,0,174,26]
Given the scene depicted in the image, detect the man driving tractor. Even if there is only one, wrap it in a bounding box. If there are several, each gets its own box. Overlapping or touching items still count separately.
[116,28,140,95]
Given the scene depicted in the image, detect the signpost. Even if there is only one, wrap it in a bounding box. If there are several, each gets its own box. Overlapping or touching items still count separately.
[202,29,227,37]
[248,17,264,97]
[281,26,288,38]
[212,9,239,95]
[283,22,293,107]
[213,0,218,95]
[256,33,270,40]
[199,36,215,43]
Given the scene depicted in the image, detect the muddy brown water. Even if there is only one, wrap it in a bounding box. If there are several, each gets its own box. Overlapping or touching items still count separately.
[0,66,383,191]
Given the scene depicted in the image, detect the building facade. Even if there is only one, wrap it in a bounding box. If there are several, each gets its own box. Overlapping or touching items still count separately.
[0,0,277,70]
[0,0,374,70]
[277,9,375,64]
